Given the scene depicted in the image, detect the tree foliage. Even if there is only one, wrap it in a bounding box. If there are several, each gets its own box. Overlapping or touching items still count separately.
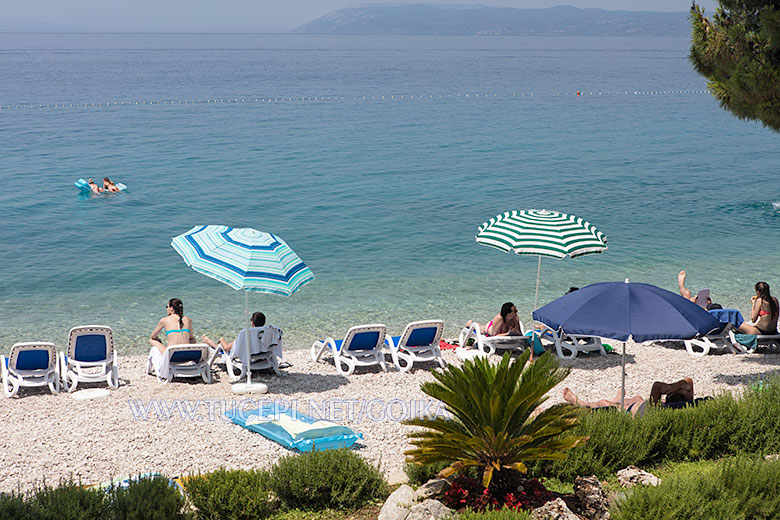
[690,1,780,131]
[404,351,587,489]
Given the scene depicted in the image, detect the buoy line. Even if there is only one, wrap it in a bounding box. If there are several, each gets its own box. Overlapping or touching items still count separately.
[0,89,711,111]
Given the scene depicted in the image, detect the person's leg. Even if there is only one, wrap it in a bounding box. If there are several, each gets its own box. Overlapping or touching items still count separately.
[650,378,694,404]
[623,396,645,417]
[737,323,761,335]
[563,388,616,409]
[218,338,234,351]
[150,338,166,355]
[678,270,693,300]
[201,335,218,348]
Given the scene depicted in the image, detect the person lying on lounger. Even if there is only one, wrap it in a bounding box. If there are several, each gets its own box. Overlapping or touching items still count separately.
[465,302,523,337]
[150,298,195,354]
[678,270,722,310]
[736,282,779,336]
[201,311,266,352]
[563,377,696,416]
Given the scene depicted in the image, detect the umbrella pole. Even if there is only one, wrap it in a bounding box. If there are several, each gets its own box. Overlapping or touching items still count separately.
[529,255,542,362]
[245,291,250,385]
[621,341,626,410]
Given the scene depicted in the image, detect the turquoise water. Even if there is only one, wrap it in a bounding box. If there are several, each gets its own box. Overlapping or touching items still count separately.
[1,34,779,353]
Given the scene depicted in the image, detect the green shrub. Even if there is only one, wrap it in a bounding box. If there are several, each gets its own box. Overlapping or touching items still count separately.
[457,506,533,519]
[107,475,187,520]
[186,468,276,520]
[612,457,780,520]
[405,351,587,489]
[405,461,452,487]
[28,481,108,520]
[0,492,31,520]
[268,448,388,510]
[533,378,780,480]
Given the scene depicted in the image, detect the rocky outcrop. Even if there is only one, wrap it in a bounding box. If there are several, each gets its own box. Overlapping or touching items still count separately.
[415,477,451,500]
[573,475,610,520]
[532,497,580,520]
[406,499,456,520]
[617,466,660,487]
[378,484,416,520]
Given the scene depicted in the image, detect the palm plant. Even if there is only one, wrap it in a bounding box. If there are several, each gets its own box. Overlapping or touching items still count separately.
[405,350,588,489]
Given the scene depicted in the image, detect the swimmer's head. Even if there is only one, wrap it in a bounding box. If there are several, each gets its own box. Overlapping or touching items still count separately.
[103,177,110,183]
[88,178,95,183]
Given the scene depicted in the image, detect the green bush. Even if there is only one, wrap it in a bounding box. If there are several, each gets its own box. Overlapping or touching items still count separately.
[457,506,533,519]
[533,378,780,480]
[28,481,108,520]
[268,448,388,510]
[405,461,452,487]
[405,351,586,489]
[613,457,780,520]
[186,468,276,520]
[0,492,31,520]
[107,475,187,520]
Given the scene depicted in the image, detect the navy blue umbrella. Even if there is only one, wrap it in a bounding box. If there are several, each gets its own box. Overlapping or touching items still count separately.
[533,280,721,407]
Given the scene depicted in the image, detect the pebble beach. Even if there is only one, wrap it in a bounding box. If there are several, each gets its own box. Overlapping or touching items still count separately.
[3,340,779,494]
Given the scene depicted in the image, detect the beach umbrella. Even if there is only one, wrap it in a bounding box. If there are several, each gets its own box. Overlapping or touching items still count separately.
[171,225,314,393]
[532,280,720,408]
[475,209,607,357]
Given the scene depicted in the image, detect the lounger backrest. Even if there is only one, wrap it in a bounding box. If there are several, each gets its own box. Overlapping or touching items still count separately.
[401,320,444,348]
[68,326,113,362]
[167,344,208,364]
[10,343,56,371]
[342,324,386,352]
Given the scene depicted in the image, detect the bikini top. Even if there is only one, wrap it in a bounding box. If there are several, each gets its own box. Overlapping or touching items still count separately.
[166,328,191,336]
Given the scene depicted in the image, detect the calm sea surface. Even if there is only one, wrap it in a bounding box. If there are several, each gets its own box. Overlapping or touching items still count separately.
[1,34,778,353]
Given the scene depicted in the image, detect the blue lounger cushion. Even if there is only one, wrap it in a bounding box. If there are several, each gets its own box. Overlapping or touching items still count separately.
[225,403,362,452]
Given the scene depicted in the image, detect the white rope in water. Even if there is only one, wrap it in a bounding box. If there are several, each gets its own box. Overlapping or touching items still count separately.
[0,89,710,111]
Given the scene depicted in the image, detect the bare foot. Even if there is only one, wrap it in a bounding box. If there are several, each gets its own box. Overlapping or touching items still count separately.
[465,320,473,328]
[562,387,583,406]
[201,334,216,348]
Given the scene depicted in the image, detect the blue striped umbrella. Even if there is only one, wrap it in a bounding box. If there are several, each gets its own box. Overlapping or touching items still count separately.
[171,225,314,296]
[171,225,314,392]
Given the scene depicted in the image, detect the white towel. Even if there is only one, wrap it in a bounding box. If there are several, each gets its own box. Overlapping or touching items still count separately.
[232,326,283,365]
[148,347,172,381]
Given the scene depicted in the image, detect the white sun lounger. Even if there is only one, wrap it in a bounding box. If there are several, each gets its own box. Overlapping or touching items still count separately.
[728,329,780,354]
[60,325,119,392]
[385,320,445,372]
[311,324,388,376]
[147,344,211,384]
[536,323,605,360]
[457,322,529,356]
[1,342,60,397]
[210,325,284,380]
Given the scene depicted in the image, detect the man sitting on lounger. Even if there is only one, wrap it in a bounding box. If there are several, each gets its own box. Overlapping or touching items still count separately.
[563,377,695,416]
[202,311,266,352]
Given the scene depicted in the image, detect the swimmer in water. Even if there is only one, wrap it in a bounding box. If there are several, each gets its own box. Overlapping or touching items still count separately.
[103,177,121,192]
[87,178,103,194]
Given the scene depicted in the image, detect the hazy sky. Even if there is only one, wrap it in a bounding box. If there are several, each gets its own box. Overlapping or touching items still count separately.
[7,1,720,33]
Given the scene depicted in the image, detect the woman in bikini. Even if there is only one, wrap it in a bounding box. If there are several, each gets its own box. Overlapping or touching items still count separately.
[736,282,779,335]
[150,298,195,354]
[466,302,524,337]
[103,177,121,192]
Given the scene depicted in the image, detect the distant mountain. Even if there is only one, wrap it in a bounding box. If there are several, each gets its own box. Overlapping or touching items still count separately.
[292,4,689,36]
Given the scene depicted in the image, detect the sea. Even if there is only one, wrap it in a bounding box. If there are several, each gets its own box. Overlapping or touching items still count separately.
[1,33,778,354]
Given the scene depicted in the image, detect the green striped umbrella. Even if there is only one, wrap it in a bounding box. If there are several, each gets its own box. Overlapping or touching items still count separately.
[171,225,314,392]
[476,209,607,349]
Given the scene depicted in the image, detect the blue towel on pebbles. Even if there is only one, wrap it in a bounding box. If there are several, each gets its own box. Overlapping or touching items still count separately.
[734,334,758,350]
